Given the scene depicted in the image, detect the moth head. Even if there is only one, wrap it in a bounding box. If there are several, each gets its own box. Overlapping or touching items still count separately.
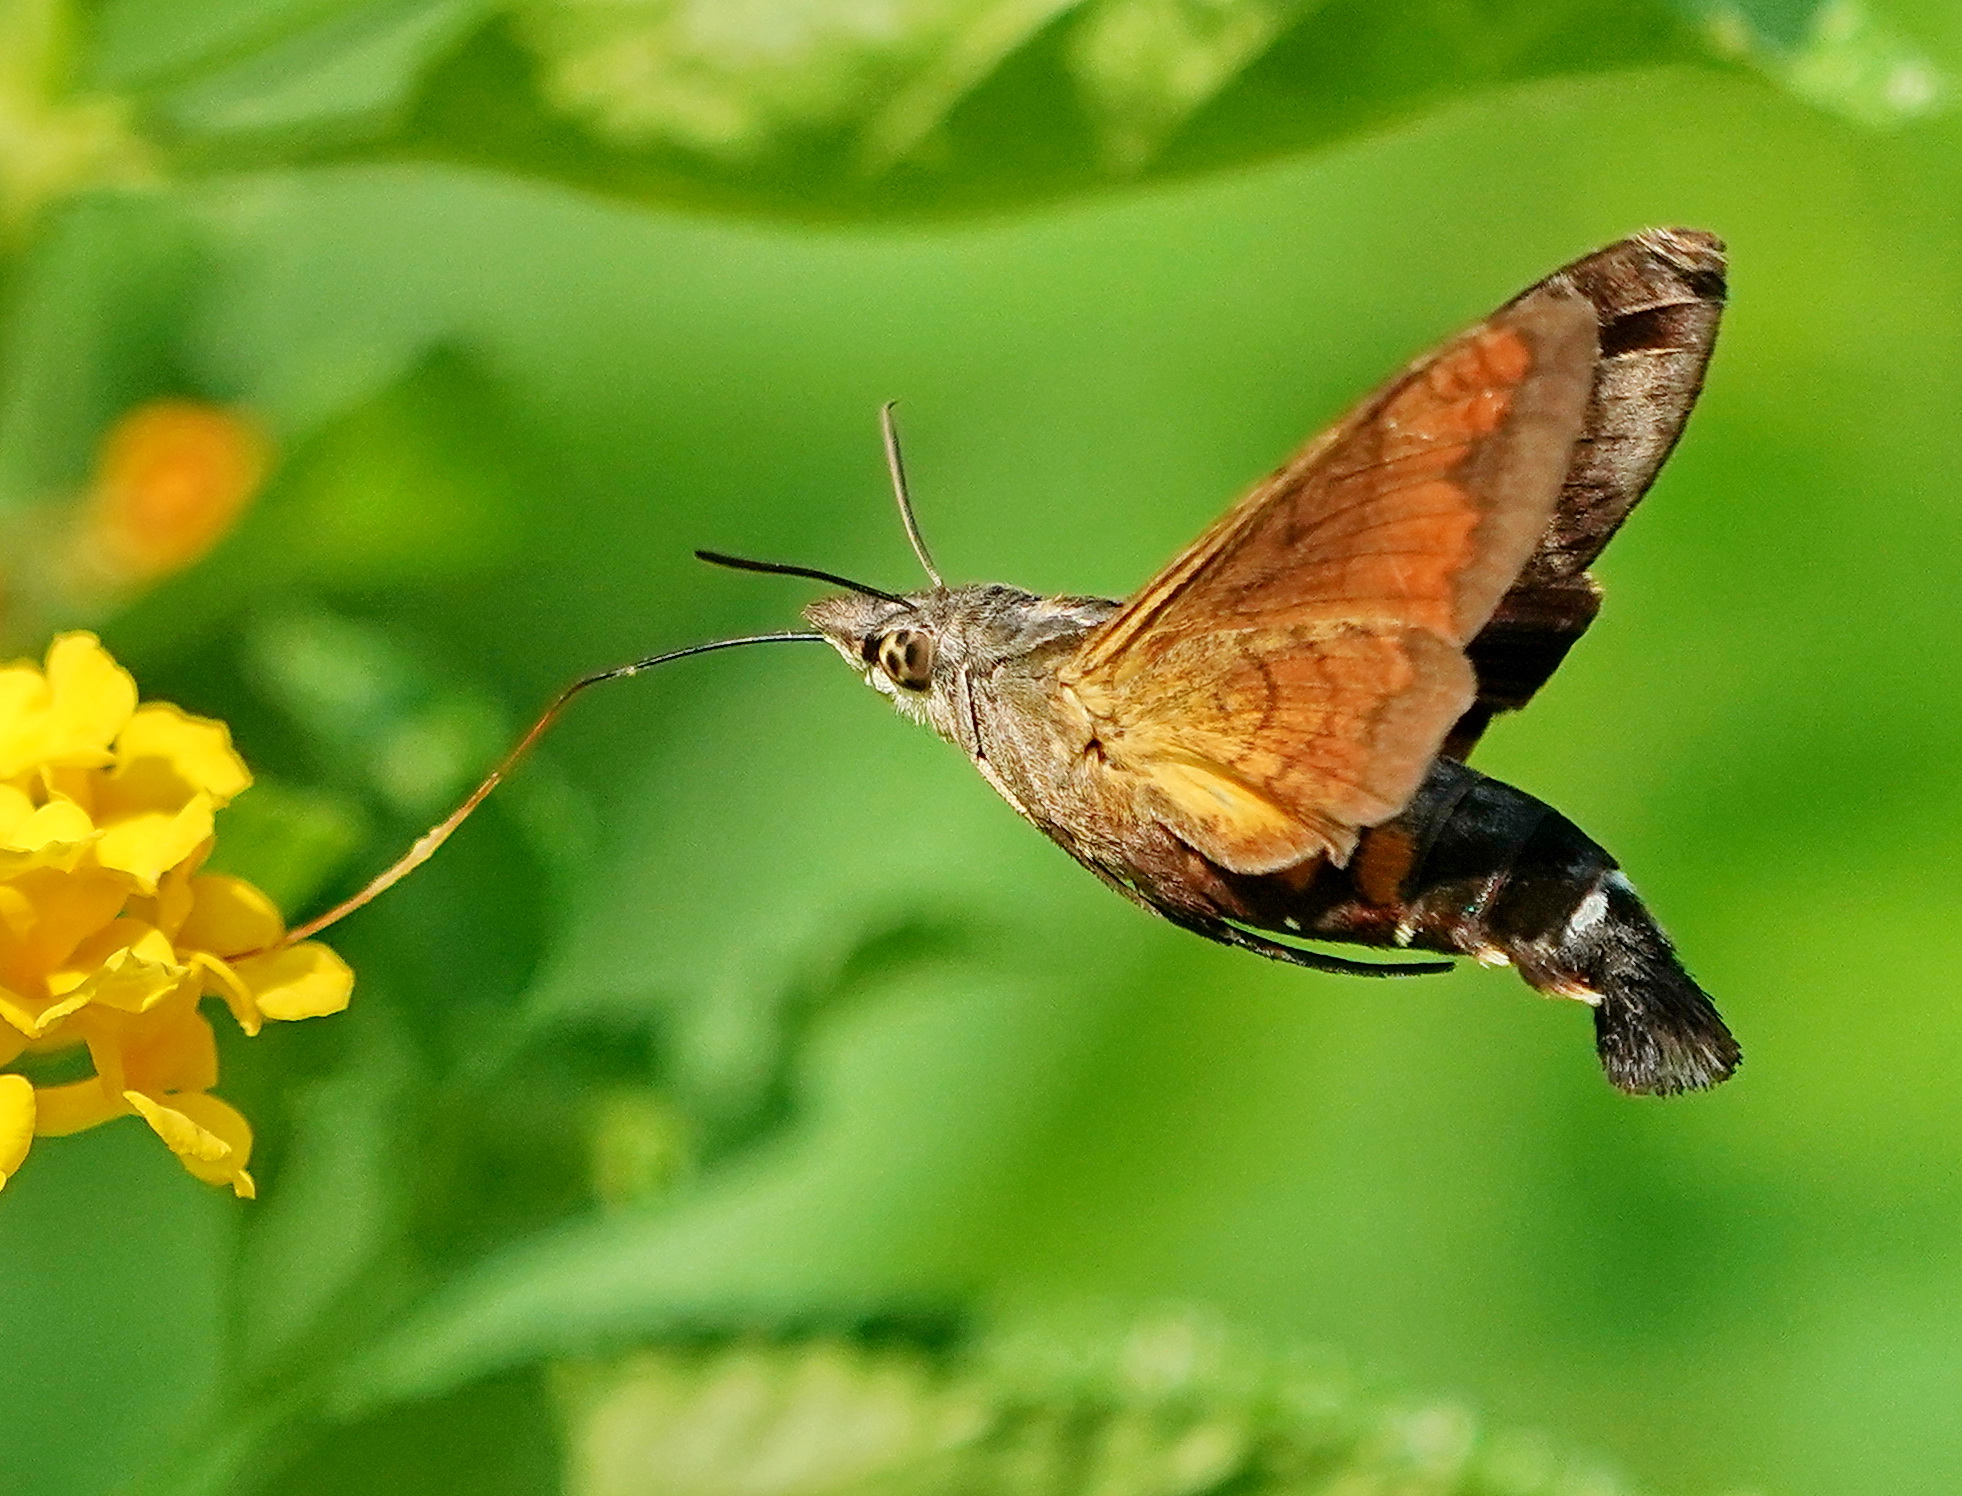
[802,591,946,712]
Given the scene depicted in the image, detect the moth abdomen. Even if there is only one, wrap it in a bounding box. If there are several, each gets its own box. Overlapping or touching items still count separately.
[1536,870,1740,1096]
[1474,808,1741,1097]
[1228,759,1739,1095]
[1401,766,1738,1094]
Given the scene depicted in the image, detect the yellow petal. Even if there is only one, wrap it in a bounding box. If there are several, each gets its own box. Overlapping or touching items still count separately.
[0,987,92,1039]
[126,1089,254,1196]
[126,853,199,938]
[45,634,139,763]
[0,985,38,1037]
[191,953,262,1036]
[157,853,202,935]
[94,792,214,892]
[0,668,46,774]
[179,875,283,958]
[0,1074,33,1187]
[52,916,170,989]
[0,866,130,971]
[0,635,138,780]
[124,1088,230,1160]
[57,926,191,1016]
[236,942,353,1022]
[104,1002,219,1095]
[0,784,34,838]
[39,761,96,808]
[31,1075,126,1137]
[0,798,99,876]
[6,798,95,850]
[110,704,251,807]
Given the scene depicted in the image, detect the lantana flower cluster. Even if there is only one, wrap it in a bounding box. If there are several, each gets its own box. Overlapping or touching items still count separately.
[0,633,352,1196]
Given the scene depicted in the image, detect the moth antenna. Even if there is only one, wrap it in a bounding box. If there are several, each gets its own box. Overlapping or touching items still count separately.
[695,549,913,607]
[270,632,826,950]
[880,401,944,589]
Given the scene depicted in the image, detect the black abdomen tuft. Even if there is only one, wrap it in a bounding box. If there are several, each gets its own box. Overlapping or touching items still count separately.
[1228,759,1741,1096]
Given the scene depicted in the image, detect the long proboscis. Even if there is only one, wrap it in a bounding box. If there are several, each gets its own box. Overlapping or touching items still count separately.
[273,632,827,949]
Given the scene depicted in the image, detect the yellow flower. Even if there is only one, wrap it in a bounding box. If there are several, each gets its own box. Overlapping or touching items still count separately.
[0,633,352,1196]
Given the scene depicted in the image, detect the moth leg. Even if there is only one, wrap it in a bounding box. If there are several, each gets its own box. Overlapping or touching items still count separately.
[1193,916,1453,978]
[1080,856,1453,978]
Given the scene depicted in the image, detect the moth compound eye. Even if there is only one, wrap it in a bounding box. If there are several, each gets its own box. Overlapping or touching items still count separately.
[877,628,935,690]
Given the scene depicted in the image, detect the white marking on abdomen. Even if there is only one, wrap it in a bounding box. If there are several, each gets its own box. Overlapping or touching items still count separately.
[1565,884,1610,939]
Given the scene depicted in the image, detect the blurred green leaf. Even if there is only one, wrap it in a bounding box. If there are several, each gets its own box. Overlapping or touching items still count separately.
[208,775,372,916]
[256,1370,563,1496]
[253,355,524,585]
[94,0,489,143]
[398,1,1709,215]
[91,0,358,86]
[555,1305,1645,1496]
[1683,0,1947,125]
[55,0,1943,220]
[340,961,1128,1406]
[234,1015,419,1379]
[165,0,487,141]
[0,190,207,511]
[245,608,506,814]
[0,1125,234,1496]
[515,0,1085,174]
[426,0,1944,215]
[1068,0,1325,169]
[0,0,153,234]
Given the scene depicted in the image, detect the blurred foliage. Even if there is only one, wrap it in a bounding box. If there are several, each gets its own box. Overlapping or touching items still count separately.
[10,0,1942,220]
[2,1,1961,1496]
[556,1306,1644,1496]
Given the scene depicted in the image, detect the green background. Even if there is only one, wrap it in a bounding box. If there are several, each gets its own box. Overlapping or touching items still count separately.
[3,2,1961,1493]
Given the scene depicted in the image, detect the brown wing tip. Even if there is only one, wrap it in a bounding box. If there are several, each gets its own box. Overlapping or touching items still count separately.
[1639,225,1726,256]
[1628,227,1729,301]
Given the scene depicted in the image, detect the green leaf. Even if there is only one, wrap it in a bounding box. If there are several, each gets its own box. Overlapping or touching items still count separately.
[244,608,508,816]
[338,959,1132,1407]
[515,0,1088,174]
[1683,0,1948,125]
[553,1305,1650,1496]
[433,0,1710,213]
[233,1014,419,1378]
[0,1125,235,1496]
[92,0,378,88]
[240,355,528,589]
[0,0,154,234]
[207,775,371,917]
[97,0,491,143]
[256,1370,563,1496]
[0,190,209,510]
[62,0,1945,220]
[1068,0,1326,169]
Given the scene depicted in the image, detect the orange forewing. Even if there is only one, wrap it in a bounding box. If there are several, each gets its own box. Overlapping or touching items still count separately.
[1060,286,1598,875]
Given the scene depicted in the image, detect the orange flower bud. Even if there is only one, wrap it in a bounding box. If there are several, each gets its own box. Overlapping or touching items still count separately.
[83,401,269,584]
